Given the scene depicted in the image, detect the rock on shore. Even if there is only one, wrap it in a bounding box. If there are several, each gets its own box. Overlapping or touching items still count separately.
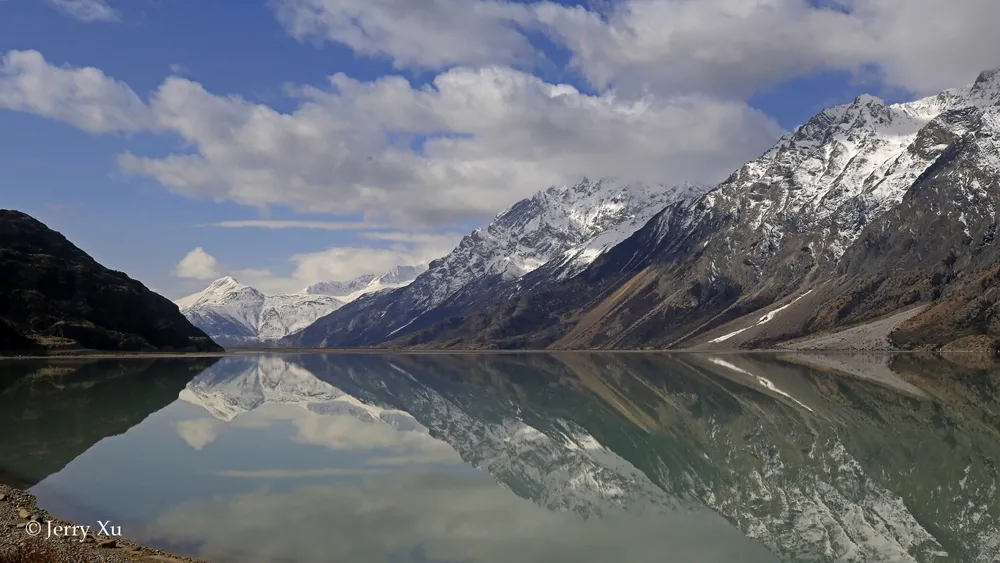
[0,484,202,563]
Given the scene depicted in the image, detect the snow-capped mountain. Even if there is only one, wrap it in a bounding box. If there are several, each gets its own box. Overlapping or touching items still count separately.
[288,178,708,347]
[302,276,375,299]
[320,67,1000,351]
[176,265,425,346]
[175,277,343,346]
[303,265,426,301]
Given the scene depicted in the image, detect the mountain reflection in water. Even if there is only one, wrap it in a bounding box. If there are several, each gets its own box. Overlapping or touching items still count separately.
[0,352,998,563]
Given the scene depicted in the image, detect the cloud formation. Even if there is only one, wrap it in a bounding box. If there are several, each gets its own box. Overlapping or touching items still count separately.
[271,0,1000,98]
[536,0,1000,98]
[209,220,380,231]
[0,50,784,227]
[272,0,536,70]
[43,0,118,22]
[171,232,458,294]
[0,50,150,133]
[283,233,460,287]
[174,247,224,280]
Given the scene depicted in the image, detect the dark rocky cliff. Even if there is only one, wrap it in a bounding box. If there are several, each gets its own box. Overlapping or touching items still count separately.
[0,210,222,354]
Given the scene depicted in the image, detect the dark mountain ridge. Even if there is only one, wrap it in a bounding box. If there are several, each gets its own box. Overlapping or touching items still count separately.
[0,210,222,354]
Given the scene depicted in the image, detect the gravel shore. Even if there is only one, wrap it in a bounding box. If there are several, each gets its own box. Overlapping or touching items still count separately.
[0,484,203,563]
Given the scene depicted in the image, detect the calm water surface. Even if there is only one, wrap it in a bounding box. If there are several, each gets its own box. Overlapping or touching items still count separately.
[1,353,998,563]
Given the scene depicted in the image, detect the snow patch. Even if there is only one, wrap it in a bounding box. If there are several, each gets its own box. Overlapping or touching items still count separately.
[708,290,814,344]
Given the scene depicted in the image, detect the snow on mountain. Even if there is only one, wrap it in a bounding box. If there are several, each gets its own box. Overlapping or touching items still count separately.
[415,177,708,308]
[256,293,348,341]
[671,67,1000,263]
[176,278,342,345]
[176,264,426,345]
[292,178,709,347]
[546,182,709,280]
[175,277,263,332]
[303,264,426,302]
[303,275,376,299]
[378,67,1000,350]
[175,277,270,342]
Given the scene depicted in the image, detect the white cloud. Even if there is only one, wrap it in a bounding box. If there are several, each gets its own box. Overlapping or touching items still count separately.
[209,220,380,231]
[532,0,865,98]
[112,68,782,226]
[845,0,1000,94]
[532,0,1000,98]
[0,49,784,228]
[170,233,456,295]
[361,231,467,244]
[174,247,224,280]
[285,233,460,285]
[271,0,537,70]
[43,0,118,22]
[0,50,150,133]
[268,0,1000,99]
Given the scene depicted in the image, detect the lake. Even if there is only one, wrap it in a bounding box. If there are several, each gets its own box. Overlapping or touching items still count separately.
[1,352,998,563]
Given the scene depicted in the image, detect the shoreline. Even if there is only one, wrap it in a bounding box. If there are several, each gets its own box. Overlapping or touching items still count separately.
[0,484,201,563]
[0,347,995,361]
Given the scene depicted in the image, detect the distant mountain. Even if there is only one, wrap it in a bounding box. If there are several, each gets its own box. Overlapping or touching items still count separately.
[317,68,1000,352]
[176,265,425,346]
[0,210,221,354]
[288,178,708,348]
[175,277,342,346]
[302,264,427,301]
[302,276,375,299]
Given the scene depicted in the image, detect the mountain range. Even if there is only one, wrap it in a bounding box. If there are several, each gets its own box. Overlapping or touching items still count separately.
[286,68,1000,352]
[288,178,708,348]
[175,265,426,347]
[9,68,998,353]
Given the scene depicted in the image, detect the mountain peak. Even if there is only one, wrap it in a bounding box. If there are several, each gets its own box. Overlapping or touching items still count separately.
[852,93,884,106]
[973,68,1000,89]
[208,276,241,288]
[302,265,424,299]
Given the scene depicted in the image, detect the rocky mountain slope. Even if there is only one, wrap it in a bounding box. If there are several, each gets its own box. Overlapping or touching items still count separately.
[287,179,707,347]
[0,210,221,354]
[176,266,424,347]
[352,68,1000,351]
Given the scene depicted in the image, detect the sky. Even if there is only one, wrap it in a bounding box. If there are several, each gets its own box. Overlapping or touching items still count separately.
[1,0,999,299]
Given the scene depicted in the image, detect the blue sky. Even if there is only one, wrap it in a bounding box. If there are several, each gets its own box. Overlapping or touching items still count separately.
[1,0,997,298]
